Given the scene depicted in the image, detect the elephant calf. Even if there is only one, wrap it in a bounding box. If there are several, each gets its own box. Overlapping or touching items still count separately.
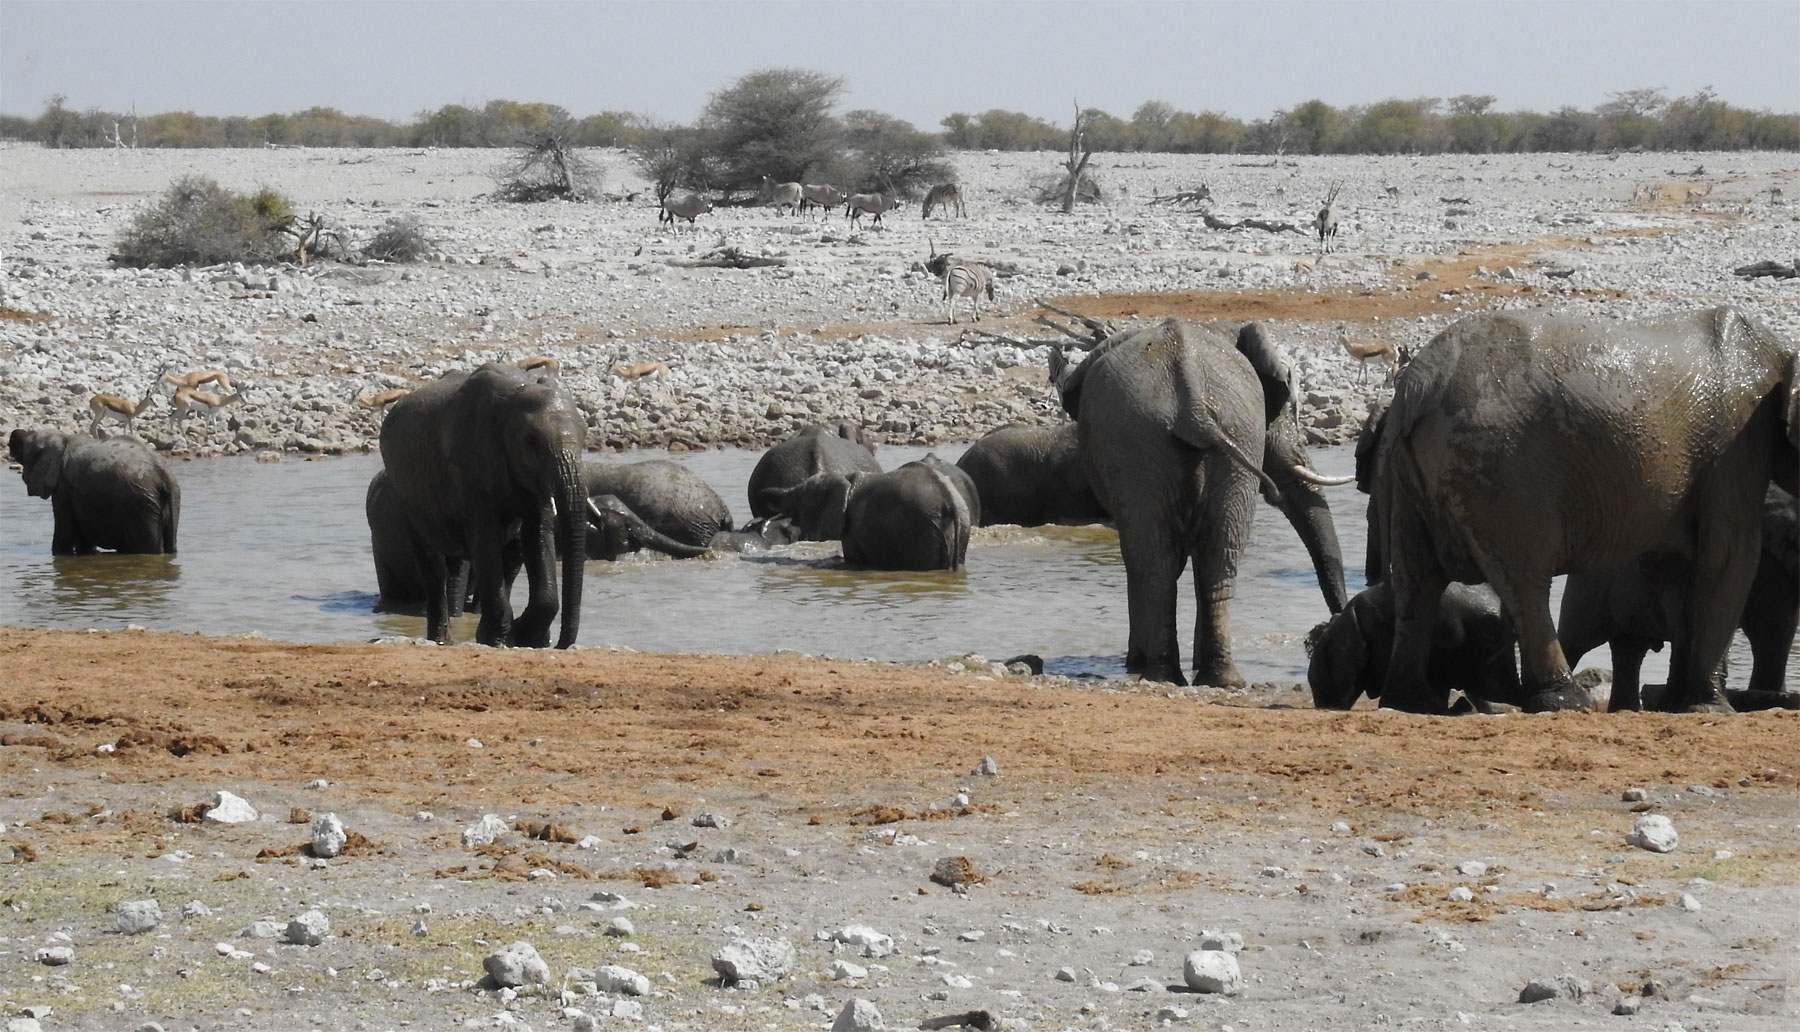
[9,428,180,555]
[956,423,1106,528]
[1559,485,1798,710]
[747,421,881,518]
[1307,583,1524,713]
[764,457,973,571]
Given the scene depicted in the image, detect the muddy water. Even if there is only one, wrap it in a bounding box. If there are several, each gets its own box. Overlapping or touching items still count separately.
[0,442,1782,690]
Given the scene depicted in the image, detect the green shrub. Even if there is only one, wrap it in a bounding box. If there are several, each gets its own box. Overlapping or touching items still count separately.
[112,176,296,267]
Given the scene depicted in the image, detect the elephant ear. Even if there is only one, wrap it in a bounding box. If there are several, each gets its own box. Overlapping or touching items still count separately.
[1354,403,1389,494]
[1235,322,1296,426]
[19,432,67,498]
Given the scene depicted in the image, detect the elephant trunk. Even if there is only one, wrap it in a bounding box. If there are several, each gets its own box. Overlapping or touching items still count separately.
[555,453,585,649]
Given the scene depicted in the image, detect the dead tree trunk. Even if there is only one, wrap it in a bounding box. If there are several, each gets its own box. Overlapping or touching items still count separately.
[1060,102,1094,215]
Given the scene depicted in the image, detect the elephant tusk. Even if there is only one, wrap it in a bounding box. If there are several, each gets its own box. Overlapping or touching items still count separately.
[1290,463,1355,487]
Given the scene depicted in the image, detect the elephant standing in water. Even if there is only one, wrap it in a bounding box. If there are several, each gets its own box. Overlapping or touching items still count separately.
[1558,485,1797,710]
[1374,307,1799,713]
[378,363,588,648]
[747,422,881,519]
[762,456,973,570]
[1057,319,1350,687]
[9,428,180,554]
[955,423,1106,527]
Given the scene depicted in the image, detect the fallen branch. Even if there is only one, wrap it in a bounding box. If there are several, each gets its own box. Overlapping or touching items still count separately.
[1732,259,1798,280]
[1032,300,1115,350]
[669,246,786,269]
[1197,211,1305,235]
[1151,185,1213,206]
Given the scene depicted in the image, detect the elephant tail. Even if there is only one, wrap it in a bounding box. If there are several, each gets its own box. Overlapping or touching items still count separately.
[161,478,181,554]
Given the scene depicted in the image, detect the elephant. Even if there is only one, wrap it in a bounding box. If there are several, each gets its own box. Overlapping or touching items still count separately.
[1055,318,1351,687]
[8,428,180,555]
[582,459,733,549]
[762,460,971,570]
[1372,306,1799,714]
[915,452,981,529]
[1307,583,1523,713]
[747,421,881,518]
[1558,485,1797,710]
[955,423,1107,527]
[377,363,588,648]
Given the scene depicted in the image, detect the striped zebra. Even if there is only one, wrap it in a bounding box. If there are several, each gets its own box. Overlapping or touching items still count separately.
[924,241,995,325]
[921,182,965,218]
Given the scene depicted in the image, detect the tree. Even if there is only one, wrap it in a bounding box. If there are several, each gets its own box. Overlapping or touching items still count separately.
[840,110,950,195]
[629,122,719,201]
[701,68,844,189]
[1597,87,1666,151]
[1131,101,1177,151]
[1446,94,1501,153]
[1058,102,1096,213]
[1345,98,1440,154]
[1285,99,1343,154]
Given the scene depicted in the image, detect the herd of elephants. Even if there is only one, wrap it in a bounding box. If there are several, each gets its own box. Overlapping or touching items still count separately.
[7,305,1798,715]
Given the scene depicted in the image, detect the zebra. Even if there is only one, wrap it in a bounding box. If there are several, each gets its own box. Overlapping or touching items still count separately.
[761,175,804,216]
[1315,182,1343,254]
[921,182,965,219]
[800,183,845,219]
[845,190,899,228]
[659,192,713,229]
[925,240,995,325]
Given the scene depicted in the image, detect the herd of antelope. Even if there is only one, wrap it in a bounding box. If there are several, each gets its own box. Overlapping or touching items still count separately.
[87,366,243,435]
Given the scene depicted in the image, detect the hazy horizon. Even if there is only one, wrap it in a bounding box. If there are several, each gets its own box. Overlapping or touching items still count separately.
[3,1,1797,131]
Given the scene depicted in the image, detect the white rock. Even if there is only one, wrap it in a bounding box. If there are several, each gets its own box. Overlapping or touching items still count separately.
[1449,886,1476,902]
[595,963,649,995]
[115,899,162,935]
[1626,814,1679,853]
[828,924,895,958]
[1457,860,1487,877]
[483,941,550,988]
[606,916,635,937]
[1198,930,1243,954]
[831,959,868,981]
[462,813,510,848]
[1677,893,1703,912]
[310,812,347,858]
[35,946,74,965]
[712,936,796,984]
[204,790,259,823]
[831,997,884,1032]
[287,909,330,946]
[1183,950,1242,994]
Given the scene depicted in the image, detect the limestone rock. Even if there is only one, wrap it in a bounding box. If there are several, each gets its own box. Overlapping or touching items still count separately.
[1627,814,1678,853]
[286,909,329,946]
[115,899,162,935]
[483,940,550,988]
[1182,949,1242,994]
[310,812,346,858]
[712,936,796,984]
[831,998,884,1032]
[204,790,259,824]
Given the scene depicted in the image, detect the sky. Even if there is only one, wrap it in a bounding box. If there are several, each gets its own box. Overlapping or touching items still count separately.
[3,1,1797,129]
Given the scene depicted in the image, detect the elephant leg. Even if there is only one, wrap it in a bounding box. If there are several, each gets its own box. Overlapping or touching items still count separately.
[1117,513,1187,686]
[470,526,516,648]
[1189,476,1255,689]
[1607,637,1650,712]
[1482,557,1589,712]
[1380,501,1451,714]
[1672,508,1761,711]
[510,511,558,648]
[1741,566,1796,695]
[447,560,470,618]
[424,553,453,645]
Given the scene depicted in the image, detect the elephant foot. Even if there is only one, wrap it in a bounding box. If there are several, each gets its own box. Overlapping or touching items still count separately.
[1191,660,1245,691]
[1523,681,1597,713]
[1724,689,1800,712]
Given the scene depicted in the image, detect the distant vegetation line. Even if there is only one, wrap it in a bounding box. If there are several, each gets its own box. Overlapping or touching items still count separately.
[5,83,1795,154]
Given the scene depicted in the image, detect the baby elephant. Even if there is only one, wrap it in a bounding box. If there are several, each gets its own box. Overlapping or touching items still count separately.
[1307,582,1524,713]
[9,428,180,554]
[765,457,973,571]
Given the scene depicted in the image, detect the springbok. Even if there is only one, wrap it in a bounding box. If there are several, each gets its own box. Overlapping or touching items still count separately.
[659,193,713,229]
[1315,182,1343,254]
[89,387,157,435]
[845,190,899,229]
[800,183,845,219]
[761,176,804,217]
[357,388,410,410]
[1338,325,1398,384]
[925,240,996,325]
[516,355,560,374]
[164,367,234,392]
[921,183,966,219]
[170,387,243,422]
[613,360,669,380]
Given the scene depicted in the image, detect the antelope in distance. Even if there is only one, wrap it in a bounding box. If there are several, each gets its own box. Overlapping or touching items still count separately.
[163,367,234,392]
[613,360,669,380]
[1315,182,1343,254]
[659,192,713,229]
[799,183,845,219]
[357,388,410,411]
[845,190,900,228]
[925,240,996,325]
[516,355,561,375]
[761,176,804,217]
[170,386,243,422]
[921,183,966,218]
[1338,324,1398,384]
[88,386,157,435]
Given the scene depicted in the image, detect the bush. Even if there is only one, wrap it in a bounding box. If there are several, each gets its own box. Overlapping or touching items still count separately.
[493,125,600,202]
[112,176,296,267]
[361,217,432,262]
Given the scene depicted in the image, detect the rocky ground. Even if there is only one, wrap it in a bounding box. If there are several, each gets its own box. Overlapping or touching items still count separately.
[0,627,1796,1032]
[3,146,1796,455]
[2,148,1798,1032]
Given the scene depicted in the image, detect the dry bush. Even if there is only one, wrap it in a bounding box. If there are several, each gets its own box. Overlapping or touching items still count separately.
[494,127,601,202]
[112,176,298,267]
[1030,170,1103,207]
[361,217,433,262]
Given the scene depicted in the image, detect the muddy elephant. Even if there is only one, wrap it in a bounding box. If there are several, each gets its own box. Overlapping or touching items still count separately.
[8,428,180,554]
[1374,307,1799,713]
[764,460,971,570]
[747,422,881,518]
[1056,319,1350,687]
[1559,485,1797,710]
[1307,583,1522,713]
[378,363,588,648]
[955,423,1107,527]
[583,459,733,549]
